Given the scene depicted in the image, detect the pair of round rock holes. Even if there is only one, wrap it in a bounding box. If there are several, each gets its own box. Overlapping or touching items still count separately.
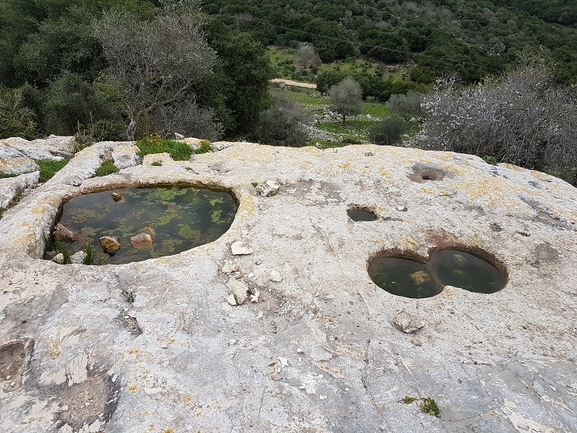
[368,249,507,299]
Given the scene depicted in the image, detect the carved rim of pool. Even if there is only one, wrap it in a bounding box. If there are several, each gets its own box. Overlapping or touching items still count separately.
[367,245,509,299]
[43,182,241,265]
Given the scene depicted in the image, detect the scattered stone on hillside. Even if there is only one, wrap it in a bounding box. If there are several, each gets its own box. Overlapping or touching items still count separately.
[52,253,66,264]
[392,310,425,334]
[130,233,153,250]
[54,223,78,243]
[112,144,139,169]
[228,279,250,305]
[221,261,239,274]
[111,192,123,202]
[270,270,282,282]
[99,236,121,254]
[70,251,87,264]
[231,241,253,255]
[396,205,408,212]
[212,141,233,151]
[256,180,281,197]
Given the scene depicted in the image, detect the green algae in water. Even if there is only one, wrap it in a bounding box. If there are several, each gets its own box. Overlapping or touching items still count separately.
[430,250,505,294]
[55,186,237,264]
[368,256,443,299]
[368,249,506,298]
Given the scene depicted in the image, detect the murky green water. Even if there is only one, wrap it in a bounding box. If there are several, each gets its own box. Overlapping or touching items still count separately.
[56,187,238,264]
[368,249,506,298]
[347,208,377,221]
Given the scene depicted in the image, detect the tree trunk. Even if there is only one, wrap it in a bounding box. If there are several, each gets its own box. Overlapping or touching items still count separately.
[127,118,136,141]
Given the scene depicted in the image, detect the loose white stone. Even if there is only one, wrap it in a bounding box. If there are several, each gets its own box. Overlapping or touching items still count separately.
[52,253,66,264]
[228,279,249,305]
[231,241,253,255]
[70,251,87,264]
[270,270,282,282]
[226,294,237,306]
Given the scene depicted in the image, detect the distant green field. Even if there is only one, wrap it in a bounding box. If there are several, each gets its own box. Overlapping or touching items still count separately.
[270,85,414,148]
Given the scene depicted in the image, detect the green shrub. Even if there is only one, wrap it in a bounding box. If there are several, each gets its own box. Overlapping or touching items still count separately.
[0,87,37,139]
[75,119,126,148]
[195,140,212,154]
[136,133,192,161]
[95,160,119,176]
[368,116,408,145]
[37,159,69,183]
[420,397,441,417]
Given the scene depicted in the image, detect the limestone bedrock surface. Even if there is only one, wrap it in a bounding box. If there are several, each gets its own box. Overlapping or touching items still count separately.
[0,140,576,433]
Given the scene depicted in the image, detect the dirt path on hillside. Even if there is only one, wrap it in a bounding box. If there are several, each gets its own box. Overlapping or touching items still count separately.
[270,78,317,89]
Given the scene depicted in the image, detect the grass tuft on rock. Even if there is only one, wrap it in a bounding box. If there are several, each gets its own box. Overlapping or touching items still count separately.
[37,159,70,183]
[136,133,192,161]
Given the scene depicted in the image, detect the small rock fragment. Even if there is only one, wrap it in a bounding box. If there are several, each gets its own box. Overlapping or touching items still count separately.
[70,251,87,264]
[410,271,430,285]
[249,289,260,303]
[228,279,250,305]
[54,223,78,243]
[111,192,123,202]
[221,261,234,274]
[392,310,425,334]
[226,294,237,306]
[270,372,281,381]
[142,227,156,239]
[231,241,253,255]
[130,232,154,250]
[256,180,281,197]
[396,205,408,212]
[99,236,121,254]
[270,270,282,282]
[52,253,66,264]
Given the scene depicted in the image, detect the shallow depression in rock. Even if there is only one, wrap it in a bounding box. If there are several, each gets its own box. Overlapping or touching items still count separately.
[49,186,238,264]
[347,207,377,221]
[368,249,507,298]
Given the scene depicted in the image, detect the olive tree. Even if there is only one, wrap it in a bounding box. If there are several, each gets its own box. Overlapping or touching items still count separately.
[417,62,577,181]
[93,0,220,139]
[329,77,363,124]
[295,43,322,70]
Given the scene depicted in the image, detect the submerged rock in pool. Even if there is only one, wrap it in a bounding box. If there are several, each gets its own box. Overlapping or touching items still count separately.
[54,223,78,243]
[99,236,121,254]
[130,232,154,250]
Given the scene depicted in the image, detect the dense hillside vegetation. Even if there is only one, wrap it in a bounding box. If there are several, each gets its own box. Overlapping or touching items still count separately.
[203,0,577,85]
[0,0,576,183]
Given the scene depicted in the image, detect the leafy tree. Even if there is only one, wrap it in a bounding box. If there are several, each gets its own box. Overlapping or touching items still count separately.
[0,86,37,139]
[295,43,322,70]
[328,77,363,124]
[417,61,577,182]
[386,91,424,120]
[368,116,407,146]
[43,72,123,136]
[203,19,271,138]
[251,95,309,147]
[93,0,219,139]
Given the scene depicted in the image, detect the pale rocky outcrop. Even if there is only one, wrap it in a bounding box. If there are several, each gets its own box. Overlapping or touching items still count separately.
[0,172,38,209]
[0,141,576,433]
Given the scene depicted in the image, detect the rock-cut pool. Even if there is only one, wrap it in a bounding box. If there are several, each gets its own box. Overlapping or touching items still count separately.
[55,186,238,264]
